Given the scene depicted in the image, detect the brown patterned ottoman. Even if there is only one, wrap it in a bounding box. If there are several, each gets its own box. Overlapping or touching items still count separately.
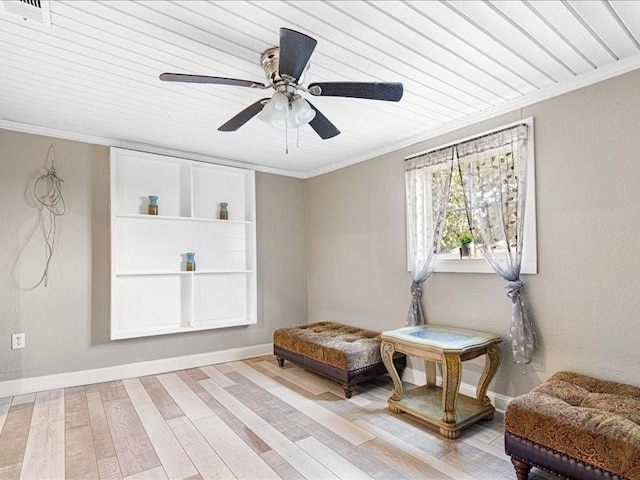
[273,322,406,398]
[504,371,640,480]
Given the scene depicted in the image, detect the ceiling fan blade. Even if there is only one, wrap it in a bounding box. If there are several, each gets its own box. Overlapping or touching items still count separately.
[278,28,317,82]
[306,101,340,139]
[160,73,267,89]
[218,98,269,132]
[308,82,403,101]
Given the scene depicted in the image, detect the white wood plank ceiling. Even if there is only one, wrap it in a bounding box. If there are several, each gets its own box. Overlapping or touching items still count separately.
[1,1,640,176]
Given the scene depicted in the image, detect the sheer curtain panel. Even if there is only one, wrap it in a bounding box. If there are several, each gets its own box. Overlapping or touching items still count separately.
[457,124,535,363]
[404,148,454,326]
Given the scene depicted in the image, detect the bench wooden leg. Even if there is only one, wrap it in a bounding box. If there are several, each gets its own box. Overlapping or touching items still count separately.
[511,458,531,480]
[343,384,353,399]
[276,357,284,368]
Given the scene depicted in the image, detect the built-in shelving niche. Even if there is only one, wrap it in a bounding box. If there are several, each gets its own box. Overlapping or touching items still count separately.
[110,148,256,340]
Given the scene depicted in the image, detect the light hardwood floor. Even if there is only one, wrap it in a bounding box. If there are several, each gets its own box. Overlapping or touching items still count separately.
[0,356,556,480]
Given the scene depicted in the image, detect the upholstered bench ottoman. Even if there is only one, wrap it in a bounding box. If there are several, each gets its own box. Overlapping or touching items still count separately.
[273,322,406,398]
[504,371,640,480]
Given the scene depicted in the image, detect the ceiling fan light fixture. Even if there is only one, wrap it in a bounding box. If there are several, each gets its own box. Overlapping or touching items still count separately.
[291,97,316,126]
[259,93,316,129]
[270,91,288,111]
[257,93,288,126]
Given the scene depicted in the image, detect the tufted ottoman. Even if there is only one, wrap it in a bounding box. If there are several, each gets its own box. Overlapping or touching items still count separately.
[505,371,640,480]
[273,322,406,398]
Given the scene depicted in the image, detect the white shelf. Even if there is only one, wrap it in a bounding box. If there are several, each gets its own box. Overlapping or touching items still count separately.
[115,272,191,277]
[111,318,253,340]
[116,270,254,276]
[115,214,253,224]
[194,270,254,274]
[110,148,257,340]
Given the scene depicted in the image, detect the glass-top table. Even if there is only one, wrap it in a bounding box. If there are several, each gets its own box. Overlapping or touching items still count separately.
[381,325,502,439]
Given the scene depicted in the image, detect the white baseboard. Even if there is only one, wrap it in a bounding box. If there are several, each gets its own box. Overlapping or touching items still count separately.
[402,367,513,413]
[0,347,515,412]
[0,343,272,398]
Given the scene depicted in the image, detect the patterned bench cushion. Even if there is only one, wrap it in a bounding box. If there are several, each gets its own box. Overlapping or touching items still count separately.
[505,371,640,479]
[273,321,383,372]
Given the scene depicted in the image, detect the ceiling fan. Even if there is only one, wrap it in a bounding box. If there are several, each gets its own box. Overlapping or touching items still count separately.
[159,28,403,139]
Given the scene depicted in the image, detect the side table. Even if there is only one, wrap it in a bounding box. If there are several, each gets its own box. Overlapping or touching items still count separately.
[380,325,502,439]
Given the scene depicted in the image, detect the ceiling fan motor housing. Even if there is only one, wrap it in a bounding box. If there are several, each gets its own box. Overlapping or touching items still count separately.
[261,47,282,85]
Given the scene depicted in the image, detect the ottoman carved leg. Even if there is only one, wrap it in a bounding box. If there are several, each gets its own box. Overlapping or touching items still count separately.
[276,357,284,368]
[511,458,531,480]
[343,384,353,399]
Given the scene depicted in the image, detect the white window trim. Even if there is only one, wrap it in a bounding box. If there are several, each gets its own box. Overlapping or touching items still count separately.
[407,117,537,275]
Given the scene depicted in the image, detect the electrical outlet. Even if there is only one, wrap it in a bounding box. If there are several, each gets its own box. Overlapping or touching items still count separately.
[11,333,25,350]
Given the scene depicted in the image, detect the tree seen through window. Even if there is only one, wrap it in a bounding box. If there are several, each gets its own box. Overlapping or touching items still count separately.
[440,169,472,253]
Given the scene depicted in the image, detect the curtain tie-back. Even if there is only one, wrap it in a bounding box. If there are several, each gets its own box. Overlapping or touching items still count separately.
[505,280,525,301]
[411,281,423,297]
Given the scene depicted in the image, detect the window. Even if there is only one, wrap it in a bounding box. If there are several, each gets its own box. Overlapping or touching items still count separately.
[408,118,537,274]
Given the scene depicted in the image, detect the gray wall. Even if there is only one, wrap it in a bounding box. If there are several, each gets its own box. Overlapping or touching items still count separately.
[0,129,307,382]
[2,69,639,397]
[306,69,640,397]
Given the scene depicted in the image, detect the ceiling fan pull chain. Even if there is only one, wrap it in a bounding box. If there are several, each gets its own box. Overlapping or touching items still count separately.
[285,119,289,155]
[296,126,300,148]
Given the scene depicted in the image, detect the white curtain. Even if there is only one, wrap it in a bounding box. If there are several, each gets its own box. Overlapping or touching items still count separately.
[404,147,454,326]
[457,124,535,363]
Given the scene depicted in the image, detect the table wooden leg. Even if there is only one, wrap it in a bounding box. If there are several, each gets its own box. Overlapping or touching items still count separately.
[441,355,461,424]
[425,360,436,388]
[381,340,403,402]
[476,344,502,407]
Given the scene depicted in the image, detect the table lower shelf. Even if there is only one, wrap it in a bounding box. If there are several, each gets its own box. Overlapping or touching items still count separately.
[388,385,494,439]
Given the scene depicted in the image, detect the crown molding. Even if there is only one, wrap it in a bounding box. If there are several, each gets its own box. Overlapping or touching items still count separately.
[0,120,305,179]
[303,53,640,179]
[3,52,640,181]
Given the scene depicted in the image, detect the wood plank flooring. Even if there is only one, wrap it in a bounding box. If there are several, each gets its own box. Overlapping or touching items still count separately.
[0,356,556,480]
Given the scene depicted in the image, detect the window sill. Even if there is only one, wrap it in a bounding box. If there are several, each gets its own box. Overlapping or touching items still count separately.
[434,257,537,274]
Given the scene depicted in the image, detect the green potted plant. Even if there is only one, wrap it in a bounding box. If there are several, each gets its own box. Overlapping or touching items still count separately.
[459,234,473,258]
